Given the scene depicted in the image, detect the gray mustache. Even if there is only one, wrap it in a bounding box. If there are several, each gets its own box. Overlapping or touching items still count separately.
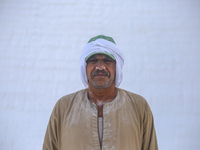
[91,70,110,79]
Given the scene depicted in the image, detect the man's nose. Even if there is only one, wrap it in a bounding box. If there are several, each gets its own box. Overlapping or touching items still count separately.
[95,61,106,70]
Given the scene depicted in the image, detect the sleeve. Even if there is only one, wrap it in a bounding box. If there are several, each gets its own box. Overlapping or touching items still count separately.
[43,101,61,150]
[142,101,158,150]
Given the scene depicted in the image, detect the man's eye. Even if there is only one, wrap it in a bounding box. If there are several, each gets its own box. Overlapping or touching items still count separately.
[87,59,97,63]
[104,59,113,62]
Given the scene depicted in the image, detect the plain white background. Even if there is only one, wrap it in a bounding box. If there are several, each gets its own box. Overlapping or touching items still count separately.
[0,0,200,149]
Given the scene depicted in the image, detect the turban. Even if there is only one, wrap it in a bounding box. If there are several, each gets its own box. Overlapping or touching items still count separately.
[80,35,124,88]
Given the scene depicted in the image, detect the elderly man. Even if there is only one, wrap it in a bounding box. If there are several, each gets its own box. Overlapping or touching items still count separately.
[43,35,158,150]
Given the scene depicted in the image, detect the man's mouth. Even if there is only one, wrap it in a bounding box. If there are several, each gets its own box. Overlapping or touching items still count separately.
[94,74,107,77]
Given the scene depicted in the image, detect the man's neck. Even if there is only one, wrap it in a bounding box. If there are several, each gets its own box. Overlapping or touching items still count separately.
[87,83,117,117]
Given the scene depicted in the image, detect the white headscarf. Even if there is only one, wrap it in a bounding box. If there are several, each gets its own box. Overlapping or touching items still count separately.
[80,38,124,88]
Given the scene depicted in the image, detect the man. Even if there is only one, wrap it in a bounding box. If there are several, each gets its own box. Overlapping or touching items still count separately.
[43,35,158,150]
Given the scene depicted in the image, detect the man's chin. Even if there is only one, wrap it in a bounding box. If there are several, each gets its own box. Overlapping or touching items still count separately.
[93,85,109,89]
[89,81,112,89]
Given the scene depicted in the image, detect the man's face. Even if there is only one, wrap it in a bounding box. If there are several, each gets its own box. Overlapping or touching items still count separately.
[86,54,116,89]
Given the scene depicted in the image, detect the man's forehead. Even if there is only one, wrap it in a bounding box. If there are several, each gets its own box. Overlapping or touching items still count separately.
[89,54,113,59]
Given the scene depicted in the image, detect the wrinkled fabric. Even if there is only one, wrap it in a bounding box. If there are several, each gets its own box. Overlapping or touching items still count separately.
[80,39,124,88]
[43,89,158,150]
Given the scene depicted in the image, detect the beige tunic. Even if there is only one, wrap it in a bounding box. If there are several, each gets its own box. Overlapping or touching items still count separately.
[43,88,158,150]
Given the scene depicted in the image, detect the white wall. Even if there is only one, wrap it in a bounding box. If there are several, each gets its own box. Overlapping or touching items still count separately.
[0,0,200,149]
